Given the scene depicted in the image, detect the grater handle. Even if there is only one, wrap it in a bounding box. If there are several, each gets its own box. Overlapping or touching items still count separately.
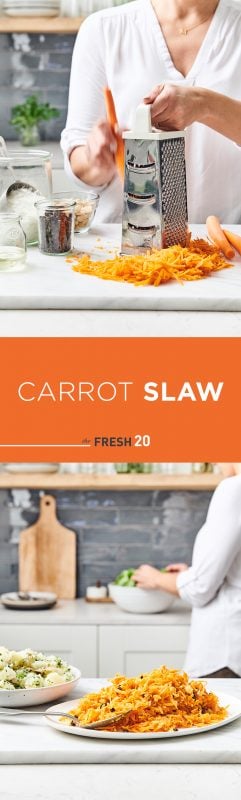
[132,103,152,136]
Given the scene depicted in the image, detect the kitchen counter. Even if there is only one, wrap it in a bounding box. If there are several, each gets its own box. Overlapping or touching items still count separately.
[1,224,241,312]
[0,597,190,626]
[2,142,241,334]
[1,679,241,800]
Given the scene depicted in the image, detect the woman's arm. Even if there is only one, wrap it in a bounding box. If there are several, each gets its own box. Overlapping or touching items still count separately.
[61,15,117,187]
[134,477,241,607]
[144,84,241,146]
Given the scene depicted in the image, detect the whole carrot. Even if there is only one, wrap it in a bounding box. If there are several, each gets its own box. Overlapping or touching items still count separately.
[206,216,235,259]
[103,86,125,180]
[223,228,241,256]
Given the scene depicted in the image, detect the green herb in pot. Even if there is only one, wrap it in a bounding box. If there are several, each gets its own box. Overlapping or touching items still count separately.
[10,95,60,147]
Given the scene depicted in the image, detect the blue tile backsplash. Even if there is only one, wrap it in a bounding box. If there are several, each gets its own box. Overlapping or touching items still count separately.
[0,32,75,140]
[0,488,212,595]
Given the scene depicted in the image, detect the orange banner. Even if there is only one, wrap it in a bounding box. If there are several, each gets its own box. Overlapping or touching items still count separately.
[0,337,238,461]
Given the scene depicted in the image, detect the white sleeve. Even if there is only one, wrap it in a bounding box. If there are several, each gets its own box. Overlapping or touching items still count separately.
[177,478,241,608]
[60,13,107,189]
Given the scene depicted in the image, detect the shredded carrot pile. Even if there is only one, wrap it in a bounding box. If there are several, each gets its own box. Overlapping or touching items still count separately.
[67,239,230,287]
[63,666,227,733]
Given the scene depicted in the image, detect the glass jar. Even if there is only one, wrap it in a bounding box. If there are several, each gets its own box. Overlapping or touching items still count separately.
[0,214,26,272]
[0,150,52,198]
[52,191,99,234]
[35,199,75,255]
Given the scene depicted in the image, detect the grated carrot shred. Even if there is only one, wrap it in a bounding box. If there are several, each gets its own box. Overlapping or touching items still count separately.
[63,666,227,733]
[67,239,230,287]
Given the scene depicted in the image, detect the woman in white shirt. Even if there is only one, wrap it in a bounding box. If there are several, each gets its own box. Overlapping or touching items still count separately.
[133,464,241,678]
[61,0,241,223]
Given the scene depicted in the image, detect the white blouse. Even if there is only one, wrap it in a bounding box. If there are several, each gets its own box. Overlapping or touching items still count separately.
[177,474,241,677]
[61,0,241,224]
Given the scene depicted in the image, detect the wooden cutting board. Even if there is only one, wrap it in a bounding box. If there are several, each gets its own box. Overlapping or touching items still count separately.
[19,495,76,599]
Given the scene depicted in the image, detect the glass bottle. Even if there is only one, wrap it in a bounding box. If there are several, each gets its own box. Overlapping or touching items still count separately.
[0,214,26,272]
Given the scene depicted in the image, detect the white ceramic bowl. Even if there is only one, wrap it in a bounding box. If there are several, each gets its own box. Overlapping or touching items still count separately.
[0,665,81,707]
[108,583,174,614]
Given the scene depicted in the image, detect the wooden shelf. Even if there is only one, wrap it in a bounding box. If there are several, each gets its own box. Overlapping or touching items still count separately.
[0,16,83,34]
[0,472,221,491]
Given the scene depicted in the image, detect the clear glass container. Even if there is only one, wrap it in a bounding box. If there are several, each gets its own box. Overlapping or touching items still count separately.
[0,150,52,199]
[35,199,75,255]
[192,463,213,473]
[92,463,116,475]
[52,191,99,234]
[115,463,129,473]
[0,213,26,272]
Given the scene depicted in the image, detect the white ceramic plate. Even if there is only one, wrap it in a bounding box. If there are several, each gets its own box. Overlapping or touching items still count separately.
[0,666,81,708]
[1,591,57,610]
[46,691,241,740]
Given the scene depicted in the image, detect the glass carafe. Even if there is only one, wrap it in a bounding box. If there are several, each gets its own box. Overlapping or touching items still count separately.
[0,213,26,272]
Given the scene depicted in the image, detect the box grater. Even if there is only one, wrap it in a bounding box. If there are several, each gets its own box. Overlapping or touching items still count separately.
[121,104,188,254]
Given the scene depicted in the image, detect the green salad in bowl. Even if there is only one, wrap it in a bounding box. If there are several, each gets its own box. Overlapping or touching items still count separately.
[114,569,136,587]
[114,567,166,587]
[110,567,173,614]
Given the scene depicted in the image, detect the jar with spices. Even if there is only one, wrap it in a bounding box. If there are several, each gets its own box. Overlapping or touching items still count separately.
[0,213,26,272]
[53,190,99,234]
[35,199,75,255]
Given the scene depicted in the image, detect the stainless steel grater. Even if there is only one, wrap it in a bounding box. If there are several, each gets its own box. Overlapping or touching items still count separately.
[121,104,188,254]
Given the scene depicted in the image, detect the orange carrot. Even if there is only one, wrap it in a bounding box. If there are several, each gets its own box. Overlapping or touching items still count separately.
[223,228,241,256]
[206,215,235,259]
[103,86,125,180]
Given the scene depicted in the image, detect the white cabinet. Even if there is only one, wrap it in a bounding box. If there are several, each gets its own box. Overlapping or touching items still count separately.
[0,625,97,677]
[0,617,190,678]
[99,625,190,677]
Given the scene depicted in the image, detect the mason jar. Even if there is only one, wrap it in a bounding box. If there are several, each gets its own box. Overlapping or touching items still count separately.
[0,150,52,198]
[35,199,75,255]
[0,213,26,272]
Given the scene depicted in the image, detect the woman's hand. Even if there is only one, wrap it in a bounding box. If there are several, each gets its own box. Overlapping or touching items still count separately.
[133,563,185,596]
[70,119,118,187]
[165,563,189,573]
[144,84,200,131]
[144,84,241,145]
[133,565,163,589]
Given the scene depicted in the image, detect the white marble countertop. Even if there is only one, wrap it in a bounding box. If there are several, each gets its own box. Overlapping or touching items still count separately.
[0,597,190,626]
[1,224,241,311]
[1,678,241,765]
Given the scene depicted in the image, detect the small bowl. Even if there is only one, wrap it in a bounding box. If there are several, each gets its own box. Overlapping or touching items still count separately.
[52,191,99,234]
[108,583,174,614]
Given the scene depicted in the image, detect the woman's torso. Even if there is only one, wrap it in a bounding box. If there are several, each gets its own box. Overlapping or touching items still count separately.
[63,0,241,223]
[184,475,241,677]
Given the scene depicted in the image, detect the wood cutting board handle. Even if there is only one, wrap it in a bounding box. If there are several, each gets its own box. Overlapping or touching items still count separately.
[39,494,57,522]
[19,493,76,599]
